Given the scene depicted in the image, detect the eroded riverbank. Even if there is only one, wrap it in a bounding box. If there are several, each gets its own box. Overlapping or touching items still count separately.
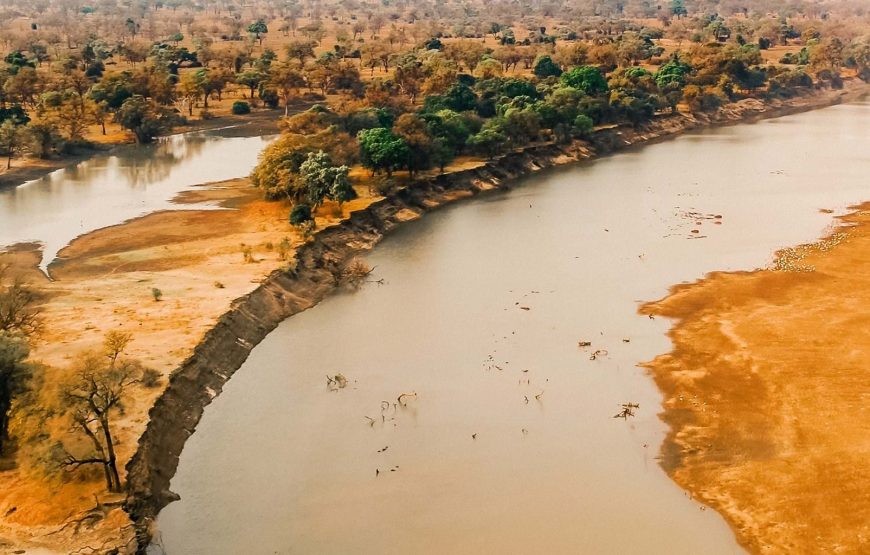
[0,82,867,554]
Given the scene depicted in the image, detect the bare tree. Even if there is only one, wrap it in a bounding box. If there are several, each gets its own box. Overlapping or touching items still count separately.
[0,265,41,336]
[61,337,143,492]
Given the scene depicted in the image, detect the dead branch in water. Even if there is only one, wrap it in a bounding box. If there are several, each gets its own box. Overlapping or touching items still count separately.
[332,258,376,289]
[397,392,417,406]
[326,373,348,390]
[613,402,639,419]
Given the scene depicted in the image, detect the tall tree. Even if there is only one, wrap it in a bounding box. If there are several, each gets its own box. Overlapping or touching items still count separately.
[60,335,143,492]
[358,127,410,177]
[248,19,269,47]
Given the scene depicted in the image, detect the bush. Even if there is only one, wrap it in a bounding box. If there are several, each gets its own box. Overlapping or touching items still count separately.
[141,368,162,388]
[259,87,280,108]
[289,204,313,225]
[573,114,594,138]
[368,176,397,196]
[232,101,251,115]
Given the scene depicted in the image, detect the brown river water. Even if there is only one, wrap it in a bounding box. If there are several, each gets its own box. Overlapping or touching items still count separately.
[151,103,870,554]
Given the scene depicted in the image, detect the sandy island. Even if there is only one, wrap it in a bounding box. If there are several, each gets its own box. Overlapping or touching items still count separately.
[642,206,870,553]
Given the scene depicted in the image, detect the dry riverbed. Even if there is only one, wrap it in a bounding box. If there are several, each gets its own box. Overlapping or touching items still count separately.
[642,206,870,553]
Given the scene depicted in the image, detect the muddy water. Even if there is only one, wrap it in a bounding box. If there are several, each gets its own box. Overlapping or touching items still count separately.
[0,129,273,272]
[154,103,870,554]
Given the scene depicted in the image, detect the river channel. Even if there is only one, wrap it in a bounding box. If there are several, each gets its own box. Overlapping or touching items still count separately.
[147,102,867,554]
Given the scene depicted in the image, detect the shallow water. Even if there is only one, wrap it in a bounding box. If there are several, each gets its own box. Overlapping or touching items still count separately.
[154,103,870,554]
[0,129,273,272]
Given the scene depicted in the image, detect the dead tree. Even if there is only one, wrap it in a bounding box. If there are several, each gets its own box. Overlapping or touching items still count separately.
[61,347,141,492]
[0,265,41,336]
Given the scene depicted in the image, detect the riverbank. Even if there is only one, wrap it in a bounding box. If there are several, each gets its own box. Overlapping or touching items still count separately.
[641,205,870,553]
[0,81,867,554]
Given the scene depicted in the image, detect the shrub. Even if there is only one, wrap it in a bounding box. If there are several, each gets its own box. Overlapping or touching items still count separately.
[289,204,313,225]
[151,287,162,301]
[241,244,254,263]
[141,368,162,388]
[232,101,251,115]
[277,237,292,260]
[573,114,594,138]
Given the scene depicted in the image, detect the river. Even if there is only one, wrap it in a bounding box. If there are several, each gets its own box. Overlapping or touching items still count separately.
[0,128,273,273]
[147,102,869,554]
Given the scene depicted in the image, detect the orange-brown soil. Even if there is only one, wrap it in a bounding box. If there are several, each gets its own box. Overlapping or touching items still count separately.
[0,176,379,553]
[642,206,870,554]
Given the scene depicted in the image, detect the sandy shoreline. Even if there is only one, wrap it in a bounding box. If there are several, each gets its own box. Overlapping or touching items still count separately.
[641,205,870,553]
[0,82,868,553]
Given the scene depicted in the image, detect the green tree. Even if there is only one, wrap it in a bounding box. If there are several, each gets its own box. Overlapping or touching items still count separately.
[431,137,455,173]
[533,55,562,78]
[4,51,35,74]
[24,123,60,159]
[248,20,269,47]
[0,105,30,126]
[89,73,134,109]
[285,40,315,65]
[655,56,693,90]
[573,114,594,138]
[0,121,24,170]
[394,113,434,177]
[468,126,508,158]
[289,204,313,225]
[670,0,688,18]
[236,69,268,102]
[251,123,357,199]
[297,151,356,207]
[442,83,478,112]
[269,62,306,116]
[358,127,411,177]
[422,109,472,155]
[560,66,609,95]
[115,95,177,144]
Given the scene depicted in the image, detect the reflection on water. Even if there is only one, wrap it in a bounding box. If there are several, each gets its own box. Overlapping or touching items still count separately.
[155,104,870,554]
[0,130,274,272]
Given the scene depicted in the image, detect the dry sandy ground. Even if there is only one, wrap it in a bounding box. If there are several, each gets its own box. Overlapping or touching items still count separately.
[642,206,870,553]
[0,177,379,553]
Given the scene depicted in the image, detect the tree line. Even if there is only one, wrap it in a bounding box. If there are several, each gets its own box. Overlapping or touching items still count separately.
[2,0,870,168]
[250,31,869,223]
